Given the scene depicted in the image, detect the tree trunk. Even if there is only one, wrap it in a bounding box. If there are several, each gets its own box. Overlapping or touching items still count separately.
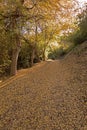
[35,46,40,62]
[42,47,46,61]
[34,23,40,63]
[30,48,35,67]
[10,35,21,76]
[43,52,46,61]
[10,46,20,76]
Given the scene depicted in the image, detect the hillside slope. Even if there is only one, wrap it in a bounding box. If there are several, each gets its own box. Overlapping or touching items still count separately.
[0,42,87,130]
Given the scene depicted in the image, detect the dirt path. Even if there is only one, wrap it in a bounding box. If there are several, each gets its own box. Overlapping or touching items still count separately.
[0,44,87,130]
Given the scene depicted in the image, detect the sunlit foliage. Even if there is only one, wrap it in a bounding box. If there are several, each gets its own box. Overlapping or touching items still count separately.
[0,0,81,76]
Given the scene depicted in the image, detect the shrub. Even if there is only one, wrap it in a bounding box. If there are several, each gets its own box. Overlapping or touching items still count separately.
[48,46,65,59]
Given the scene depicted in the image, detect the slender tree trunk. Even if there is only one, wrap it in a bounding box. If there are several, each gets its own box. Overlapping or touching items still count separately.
[43,51,46,61]
[30,48,35,67]
[10,47,20,76]
[35,46,40,62]
[42,46,46,61]
[10,36,21,76]
[34,22,40,63]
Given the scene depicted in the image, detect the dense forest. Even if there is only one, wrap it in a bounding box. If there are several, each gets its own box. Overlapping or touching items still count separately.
[0,0,87,77]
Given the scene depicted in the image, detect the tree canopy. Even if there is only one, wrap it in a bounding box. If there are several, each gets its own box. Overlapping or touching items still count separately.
[0,0,86,76]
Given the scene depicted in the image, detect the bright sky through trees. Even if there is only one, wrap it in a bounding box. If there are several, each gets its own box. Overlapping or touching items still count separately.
[77,0,87,6]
